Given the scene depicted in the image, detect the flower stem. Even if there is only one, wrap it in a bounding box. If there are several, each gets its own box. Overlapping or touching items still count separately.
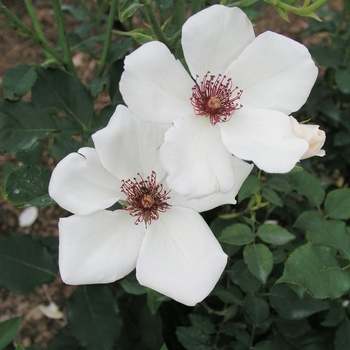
[143,1,171,47]
[96,0,118,78]
[24,0,53,59]
[173,0,185,33]
[51,0,77,74]
[191,0,204,15]
[0,3,64,63]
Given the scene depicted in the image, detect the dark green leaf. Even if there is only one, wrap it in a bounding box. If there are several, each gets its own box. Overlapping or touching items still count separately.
[219,224,254,245]
[147,289,169,315]
[288,169,325,206]
[67,285,122,350]
[321,301,345,327]
[4,165,53,207]
[16,141,43,165]
[47,326,84,350]
[257,224,295,245]
[230,259,261,293]
[0,99,56,154]
[92,104,116,132]
[295,211,350,259]
[243,295,269,325]
[90,77,108,98]
[118,0,143,22]
[243,244,273,284]
[310,46,343,68]
[51,134,82,159]
[335,68,350,94]
[108,60,124,104]
[269,284,328,320]
[277,243,350,299]
[15,345,25,350]
[262,187,283,207]
[189,315,215,335]
[160,344,168,350]
[325,188,350,219]
[335,318,350,350]
[32,68,94,130]
[154,0,173,10]
[176,327,211,350]
[109,38,133,63]
[237,175,260,202]
[3,64,37,99]
[0,233,57,294]
[0,317,21,350]
[119,278,147,295]
[266,175,292,192]
[61,5,86,20]
[274,316,311,339]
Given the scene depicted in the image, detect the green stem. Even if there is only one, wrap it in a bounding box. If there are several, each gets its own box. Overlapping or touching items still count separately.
[0,4,64,63]
[143,1,170,47]
[51,0,76,74]
[276,0,329,16]
[173,0,185,33]
[24,0,53,59]
[96,0,118,78]
[168,29,182,48]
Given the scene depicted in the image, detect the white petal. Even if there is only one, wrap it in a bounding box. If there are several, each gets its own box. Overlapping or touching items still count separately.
[119,41,193,123]
[220,108,309,173]
[136,207,227,306]
[59,210,145,285]
[169,156,253,212]
[160,116,235,199]
[92,105,168,181]
[183,5,255,78]
[49,148,121,215]
[226,31,318,114]
[18,207,39,227]
[38,302,64,319]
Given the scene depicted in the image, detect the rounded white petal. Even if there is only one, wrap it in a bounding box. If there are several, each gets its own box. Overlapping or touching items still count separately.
[120,41,193,123]
[226,31,318,115]
[18,207,39,227]
[49,148,121,215]
[160,116,235,199]
[169,156,253,212]
[59,210,145,285]
[220,108,309,173]
[136,207,227,306]
[183,5,255,78]
[93,105,168,181]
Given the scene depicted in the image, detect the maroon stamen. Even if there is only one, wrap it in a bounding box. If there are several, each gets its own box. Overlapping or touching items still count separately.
[190,72,243,126]
[120,171,171,225]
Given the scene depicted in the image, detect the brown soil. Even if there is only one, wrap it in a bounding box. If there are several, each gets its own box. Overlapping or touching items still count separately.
[0,0,344,348]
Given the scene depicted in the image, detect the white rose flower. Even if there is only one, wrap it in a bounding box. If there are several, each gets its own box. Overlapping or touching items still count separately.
[120,5,318,199]
[49,105,253,306]
[290,116,326,160]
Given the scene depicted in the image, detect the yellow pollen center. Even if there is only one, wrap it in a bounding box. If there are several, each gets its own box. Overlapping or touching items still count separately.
[207,96,221,110]
[141,194,155,208]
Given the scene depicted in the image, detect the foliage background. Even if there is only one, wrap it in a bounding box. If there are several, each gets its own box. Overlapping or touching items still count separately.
[0,0,350,349]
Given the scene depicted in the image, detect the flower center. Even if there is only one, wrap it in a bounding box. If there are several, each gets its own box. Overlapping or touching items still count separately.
[190,72,243,126]
[120,171,171,225]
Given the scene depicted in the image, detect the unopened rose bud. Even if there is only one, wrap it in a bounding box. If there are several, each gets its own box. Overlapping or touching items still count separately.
[290,116,326,160]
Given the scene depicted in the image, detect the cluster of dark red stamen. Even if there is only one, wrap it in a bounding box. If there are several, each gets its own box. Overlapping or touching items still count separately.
[190,72,243,126]
[120,171,171,226]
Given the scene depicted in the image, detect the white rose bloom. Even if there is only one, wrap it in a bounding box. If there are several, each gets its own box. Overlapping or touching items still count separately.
[290,116,326,160]
[120,5,318,199]
[49,105,253,306]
